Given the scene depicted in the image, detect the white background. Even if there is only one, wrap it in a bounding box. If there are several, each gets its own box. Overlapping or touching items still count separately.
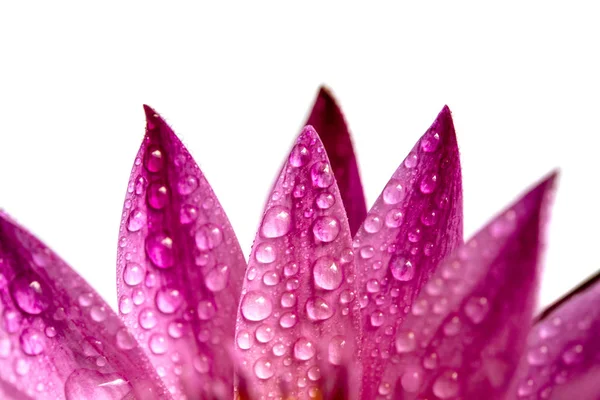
[0,2,598,311]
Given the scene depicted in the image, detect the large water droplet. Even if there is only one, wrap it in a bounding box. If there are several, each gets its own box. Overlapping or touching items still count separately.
[313,256,343,290]
[197,300,216,320]
[401,367,424,393]
[145,146,164,172]
[261,206,292,238]
[19,328,45,355]
[241,291,273,321]
[289,144,310,167]
[180,204,199,224]
[294,337,316,360]
[123,263,145,286]
[254,357,275,380]
[316,192,336,210]
[421,131,440,152]
[383,180,404,205]
[147,182,169,209]
[306,297,333,321]
[64,369,131,400]
[139,308,158,329]
[311,161,334,188]
[177,176,198,195]
[155,288,183,314]
[395,331,416,353]
[10,275,50,315]
[464,297,489,324]
[127,209,146,232]
[364,214,383,233]
[255,242,277,264]
[279,312,297,328]
[312,216,340,242]
[420,173,438,194]
[255,324,275,343]
[328,336,346,365]
[145,232,174,268]
[432,370,460,399]
[195,224,223,251]
[149,333,168,354]
[237,330,253,350]
[205,264,230,292]
[390,257,415,281]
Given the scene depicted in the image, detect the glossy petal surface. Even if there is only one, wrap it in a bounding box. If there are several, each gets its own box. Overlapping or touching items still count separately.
[234,126,361,399]
[306,87,367,235]
[354,106,463,398]
[0,212,167,399]
[508,273,600,399]
[383,174,556,399]
[116,106,246,398]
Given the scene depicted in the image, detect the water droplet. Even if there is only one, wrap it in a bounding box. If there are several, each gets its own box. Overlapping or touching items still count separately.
[316,192,336,209]
[464,297,489,324]
[255,324,275,343]
[14,358,29,375]
[311,161,334,188]
[279,312,297,328]
[10,275,49,315]
[155,288,183,314]
[90,305,108,322]
[378,382,391,395]
[421,209,439,226]
[145,232,174,268]
[390,257,415,281]
[20,328,45,355]
[64,369,131,400]
[254,357,274,379]
[404,152,418,168]
[197,300,216,320]
[145,146,164,172]
[313,256,343,290]
[180,204,198,224]
[383,180,404,204]
[168,320,185,339]
[255,242,277,263]
[115,328,136,351]
[261,206,292,238]
[147,182,169,209]
[132,289,145,305]
[149,333,168,354]
[364,214,383,233]
[237,330,253,350]
[527,345,550,366]
[280,292,297,308]
[45,326,57,338]
[420,173,438,194]
[370,310,385,327]
[119,296,133,314]
[312,216,340,242]
[328,336,346,365]
[306,297,333,321]
[193,354,211,374]
[272,343,286,356]
[432,370,460,399]
[195,224,223,251]
[401,367,424,393]
[177,176,198,195]
[443,316,462,336]
[395,331,416,353]
[294,337,315,360]
[289,144,310,167]
[127,209,146,232]
[139,308,158,329]
[241,291,273,321]
[423,352,439,369]
[284,262,299,277]
[123,263,145,286]
[308,366,321,381]
[205,264,230,292]
[421,131,440,152]
[360,246,375,259]
[262,270,280,286]
[562,343,583,365]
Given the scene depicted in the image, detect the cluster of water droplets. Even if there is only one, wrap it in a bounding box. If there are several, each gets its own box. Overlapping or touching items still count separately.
[235,127,359,399]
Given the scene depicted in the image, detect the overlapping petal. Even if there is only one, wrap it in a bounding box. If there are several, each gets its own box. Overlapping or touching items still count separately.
[383,173,556,399]
[0,212,167,399]
[116,106,246,398]
[234,126,361,399]
[305,87,367,235]
[353,106,463,398]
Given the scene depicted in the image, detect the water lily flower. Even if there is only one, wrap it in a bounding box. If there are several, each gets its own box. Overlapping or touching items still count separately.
[0,88,597,400]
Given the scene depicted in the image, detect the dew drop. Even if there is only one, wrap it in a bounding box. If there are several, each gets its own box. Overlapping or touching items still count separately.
[255,324,275,343]
[155,288,183,314]
[90,305,108,322]
[294,337,316,360]
[197,300,216,320]
[420,173,438,194]
[262,270,280,286]
[261,206,292,238]
[145,232,175,268]
[149,333,168,354]
[145,146,164,172]
[378,382,391,395]
[310,161,334,188]
[180,204,199,224]
[279,312,297,328]
[370,310,385,327]
[289,144,310,167]
[255,242,277,264]
[316,192,336,209]
[241,291,273,321]
[404,152,418,168]
[280,292,297,308]
[421,209,439,226]
[205,264,230,292]
[385,208,404,228]
[139,308,158,330]
[123,263,145,286]
[195,224,223,251]
[127,209,146,232]
[10,275,50,315]
[272,343,286,357]
[395,331,416,353]
[147,182,170,209]
[193,354,211,374]
[64,369,132,400]
[364,214,383,233]
[313,256,343,290]
[312,216,340,242]
[432,370,460,399]
[390,257,415,281]
[383,180,404,205]
[527,345,550,366]
[118,296,133,314]
[562,343,583,365]
[401,367,424,393]
[168,321,185,339]
[284,262,299,277]
[254,357,274,379]
[328,336,346,365]
[177,176,198,195]
[237,330,253,350]
[306,297,333,321]
[421,131,440,152]
[20,328,45,355]
[464,297,489,324]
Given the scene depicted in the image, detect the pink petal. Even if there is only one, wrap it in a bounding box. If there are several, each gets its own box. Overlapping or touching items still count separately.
[0,212,168,399]
[353,106,463,398]
[116,106,246,398]
[234,126,361,399]
[507,272,600,399]
[305,87,367,235]
[382,173,557,399]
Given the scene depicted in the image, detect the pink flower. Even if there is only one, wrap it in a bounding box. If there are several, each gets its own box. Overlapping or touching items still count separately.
[0,88,596,400]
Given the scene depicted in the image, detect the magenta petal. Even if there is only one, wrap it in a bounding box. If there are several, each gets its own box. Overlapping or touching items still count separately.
[116,106,246,398]
[508,273,600,399]
[0,212,168,399]
[234,126,361,399]
[354,106,463,398]
[382,173,557,399]
[305,87,367,235]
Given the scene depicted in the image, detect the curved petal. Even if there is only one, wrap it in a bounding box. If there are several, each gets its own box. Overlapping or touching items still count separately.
[116,106,246,398]
[507,272,600,399]
[353,106,463,398]
[305,87,367,235]
[234,126,361,399]
[384,173,556,399]
[0,212,168,399]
